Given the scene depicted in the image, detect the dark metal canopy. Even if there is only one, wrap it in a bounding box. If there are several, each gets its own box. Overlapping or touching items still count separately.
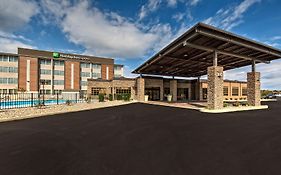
[133,23,281,77]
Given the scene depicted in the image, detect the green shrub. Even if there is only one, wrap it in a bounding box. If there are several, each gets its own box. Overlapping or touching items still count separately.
[123,93,131,101]
[109,94,113,101]
[223,102,228,107]
[99,93,105,102]
[116,94,123,100]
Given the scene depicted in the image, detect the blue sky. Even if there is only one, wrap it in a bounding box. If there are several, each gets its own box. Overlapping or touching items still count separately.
[1,0,281,89]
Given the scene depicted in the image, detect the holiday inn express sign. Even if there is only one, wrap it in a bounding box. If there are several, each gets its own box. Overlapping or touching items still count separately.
[53,52,90,61]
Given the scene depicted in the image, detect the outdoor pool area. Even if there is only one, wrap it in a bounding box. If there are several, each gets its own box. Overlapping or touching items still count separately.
[0,99,84,109]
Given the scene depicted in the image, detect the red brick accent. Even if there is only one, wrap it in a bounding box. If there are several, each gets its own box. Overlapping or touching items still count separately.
[18,56,39,91]
[101,64,114,80]
[65,61,80,90]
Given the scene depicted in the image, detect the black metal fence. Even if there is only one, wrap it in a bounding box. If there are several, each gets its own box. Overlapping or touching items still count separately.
[0,92,87,109]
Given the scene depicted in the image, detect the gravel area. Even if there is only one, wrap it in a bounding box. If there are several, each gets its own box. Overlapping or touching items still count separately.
[0,101,136,122]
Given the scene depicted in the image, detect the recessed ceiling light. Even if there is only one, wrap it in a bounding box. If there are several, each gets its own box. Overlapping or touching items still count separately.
[184,54,188,57]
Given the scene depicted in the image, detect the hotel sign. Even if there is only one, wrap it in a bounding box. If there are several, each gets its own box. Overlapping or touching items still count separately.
[53,52,90,61]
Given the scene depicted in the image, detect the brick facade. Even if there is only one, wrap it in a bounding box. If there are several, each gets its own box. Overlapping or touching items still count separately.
[18,56,39,91]
[101,64,114,80]
[64,61,80,90]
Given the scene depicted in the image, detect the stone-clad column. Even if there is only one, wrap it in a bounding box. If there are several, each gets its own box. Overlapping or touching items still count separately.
[137,77,145,101]
[247,72,261,106]
[170,79,177,102]
[207,66,224,110]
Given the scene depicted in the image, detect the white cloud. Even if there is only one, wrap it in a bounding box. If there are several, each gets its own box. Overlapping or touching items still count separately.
[0,0,37,54]
[167,0,178,7]
[223,59,281,90]
[189,0,200,6]
[138,0,162,20]
[203,0,261,30]
[271,36,281,41]
[40,0,174,59]
[172,11,193,22]
[0,0,38,32]
[0,37,35,53]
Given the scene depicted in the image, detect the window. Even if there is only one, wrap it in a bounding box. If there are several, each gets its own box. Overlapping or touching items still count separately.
[40,69,52,75]
[54,60,64,66]
[91,88,105,95]
[223,86,229,96]
[0,55,9,62]
[0,66,18,73]
[40,79,51,85]
[202,88,207,99]
[80,81,87,86]
[81,72,90,77]
[81,63,91,68]
[40,59,51,65]
[54,80,64,85]
[232,87,239,96]
[92,72,101,79]
[92,64,101,69]
[9,56,18,62]
[242,87,247,96]
[54,90,63,95]
[114,65,122,71]
[0,78,17,84]
[54,70,64,76]
[116,88,131,94]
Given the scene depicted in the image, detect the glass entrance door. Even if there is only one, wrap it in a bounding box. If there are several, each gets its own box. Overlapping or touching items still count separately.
[145,87,160,101]
[177,88,189,101]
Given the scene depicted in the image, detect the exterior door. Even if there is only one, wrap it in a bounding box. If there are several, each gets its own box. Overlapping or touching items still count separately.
[145,87,160,101]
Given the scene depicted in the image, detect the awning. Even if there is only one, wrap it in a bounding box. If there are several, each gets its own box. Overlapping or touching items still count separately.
[133,23,281,77]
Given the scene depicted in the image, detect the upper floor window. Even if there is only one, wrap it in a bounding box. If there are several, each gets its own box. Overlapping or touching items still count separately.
[0,55,18,62]
[0,66,18,73]
[92,64,101,70]
[54,70,64,76]
[40,59,51,65]
[92,72,101,79]
[40,69,51,75]
[0,78,18,84]
[54,60,64,66]
[81,62,91,68]
[81,72,91,77]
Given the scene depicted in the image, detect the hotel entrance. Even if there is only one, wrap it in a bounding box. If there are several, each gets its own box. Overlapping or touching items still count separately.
[145,87,160,101]
[177,88,189,101]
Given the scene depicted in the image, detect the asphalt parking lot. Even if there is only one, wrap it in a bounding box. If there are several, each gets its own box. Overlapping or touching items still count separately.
[0,101,281,175]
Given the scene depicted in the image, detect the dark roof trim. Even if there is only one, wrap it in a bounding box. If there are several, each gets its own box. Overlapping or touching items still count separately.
[133,22,281,74]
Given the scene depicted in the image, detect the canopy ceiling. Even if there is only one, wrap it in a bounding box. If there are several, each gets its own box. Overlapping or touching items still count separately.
[133,23,281,77]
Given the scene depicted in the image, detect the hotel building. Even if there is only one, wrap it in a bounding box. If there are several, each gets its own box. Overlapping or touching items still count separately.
[0,48,123,94]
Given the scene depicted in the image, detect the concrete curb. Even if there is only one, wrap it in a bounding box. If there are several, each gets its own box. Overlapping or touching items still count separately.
[200,105,268,113]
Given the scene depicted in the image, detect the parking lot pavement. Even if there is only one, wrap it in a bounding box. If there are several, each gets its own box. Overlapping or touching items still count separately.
[0,101,281,175]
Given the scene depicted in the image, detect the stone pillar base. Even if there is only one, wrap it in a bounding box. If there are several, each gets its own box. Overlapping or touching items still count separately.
[170,80,177,102]
[207,66,224,110]
[137,77,145,101]
[247,72,261,106]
